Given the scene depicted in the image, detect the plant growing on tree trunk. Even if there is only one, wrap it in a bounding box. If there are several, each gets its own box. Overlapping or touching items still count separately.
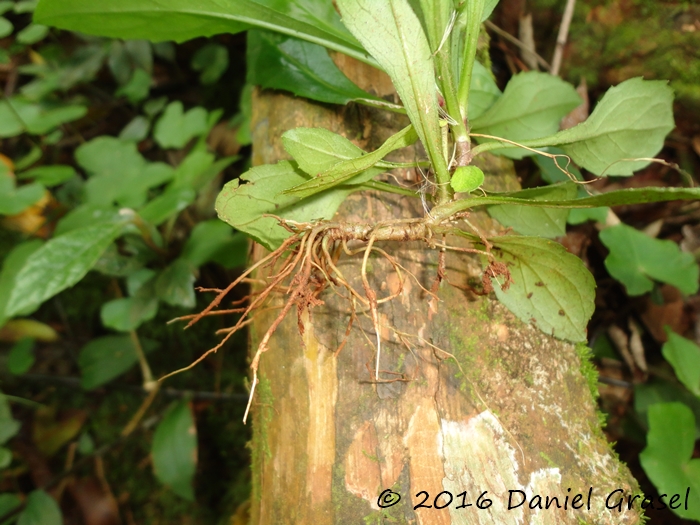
[34,0,700,523]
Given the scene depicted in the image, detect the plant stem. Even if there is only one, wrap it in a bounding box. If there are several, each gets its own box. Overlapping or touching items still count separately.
[130,330,156,391]
[550,0,577,76]
[484,20,551,71]
[359,180,422,199]
[436,49,470,145]
[457,0,486,119]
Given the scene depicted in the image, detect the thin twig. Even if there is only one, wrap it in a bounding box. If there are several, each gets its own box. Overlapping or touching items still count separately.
[484,20,551,71]
[550,0,577,76]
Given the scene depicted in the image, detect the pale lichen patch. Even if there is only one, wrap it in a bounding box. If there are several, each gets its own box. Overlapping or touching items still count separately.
[440,411,523,525]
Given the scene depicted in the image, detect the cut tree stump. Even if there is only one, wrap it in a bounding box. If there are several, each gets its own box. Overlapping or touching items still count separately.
[245,55,641,525]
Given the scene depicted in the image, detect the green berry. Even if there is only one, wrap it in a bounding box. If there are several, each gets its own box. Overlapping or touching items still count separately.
[450,166,484,193]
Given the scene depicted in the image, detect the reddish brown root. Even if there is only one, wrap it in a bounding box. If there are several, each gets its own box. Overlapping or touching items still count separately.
[160,216,502,423]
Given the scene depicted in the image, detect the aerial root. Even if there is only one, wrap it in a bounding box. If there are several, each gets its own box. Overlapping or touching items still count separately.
[160,216,506,423]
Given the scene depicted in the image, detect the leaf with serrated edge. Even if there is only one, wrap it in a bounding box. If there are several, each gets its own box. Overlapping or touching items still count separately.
[471,72,581,159]
[487,236,595,342]
[526,78,674,176]
[247,30,388,108]
[283,125,416,198]
[640,403,700,521]
[487,182,577,238]
[152,401,197,501]
[337,0,448,180]
[35,0,370,64]
[216,161,353,251]
[6,223,124,317]
[599,224,699,296]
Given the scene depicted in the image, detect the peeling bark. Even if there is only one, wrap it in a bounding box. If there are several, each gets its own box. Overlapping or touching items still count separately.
[246,57,641,525]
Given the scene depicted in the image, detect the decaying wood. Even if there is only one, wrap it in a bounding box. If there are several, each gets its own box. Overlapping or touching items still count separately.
[246,56,641,525]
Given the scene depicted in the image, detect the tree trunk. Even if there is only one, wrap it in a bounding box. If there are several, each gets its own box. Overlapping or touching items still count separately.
[246,56,641,525]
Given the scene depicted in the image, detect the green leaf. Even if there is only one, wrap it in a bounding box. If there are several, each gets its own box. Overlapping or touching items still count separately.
[640,403,700,521]
[636,379,700,438]
[14,1,38,14]
[79,335,157,389]
[92,244,144,277]
[153,102,208,149]
[155,260,195,308]
[0,17,13,38]
[17,165,77,187]
[216,161,353,251]
[16,23,49,44]
[284,127,363,175]
[8,337,35,375]
[0,240,43,325]
[17,490,62,525]
[119,115,150,142]
[127,268,156,296]
[152,401,197,501]
[77,137,174,207]
[0,3,12,15]
[233,85,253,147]
[34,0,370,64]
[282,127,394,186]
[0,97,86,137]
[170,150,214,190]
[100,296,159,332]
[0,173,45,215]
[415,0,451,52]
[115,68,152,103]
[487,182,577,238]
[451,166,484,193]
[0,447,11,469]
[526,78,675,176]
[191,43,229,85]
[100,277,159,332]
[14,146,42,171]
[138,188,195,226]
[481,0,500,21]
[534,148,582,184]
[180,219,247,268]
[54,204,121,236]
[6,223,125,317]
[599,224,699,296]
[468,60,501,120]
[284,124,416,198]
[431,185,700,222]
[0,390,21,444]
[337,0,449,182]
[210,233,249,269]
[247,30,388,109]
[662,328,700,397]
[76,136,144,177]
[77,432,94,455]
[143,96,168,118]
[471,72,581,159]
[0,494,21,522]
[486,236,595,342]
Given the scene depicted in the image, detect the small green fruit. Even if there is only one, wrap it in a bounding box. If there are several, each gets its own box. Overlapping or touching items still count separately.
[450,166,484,193]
